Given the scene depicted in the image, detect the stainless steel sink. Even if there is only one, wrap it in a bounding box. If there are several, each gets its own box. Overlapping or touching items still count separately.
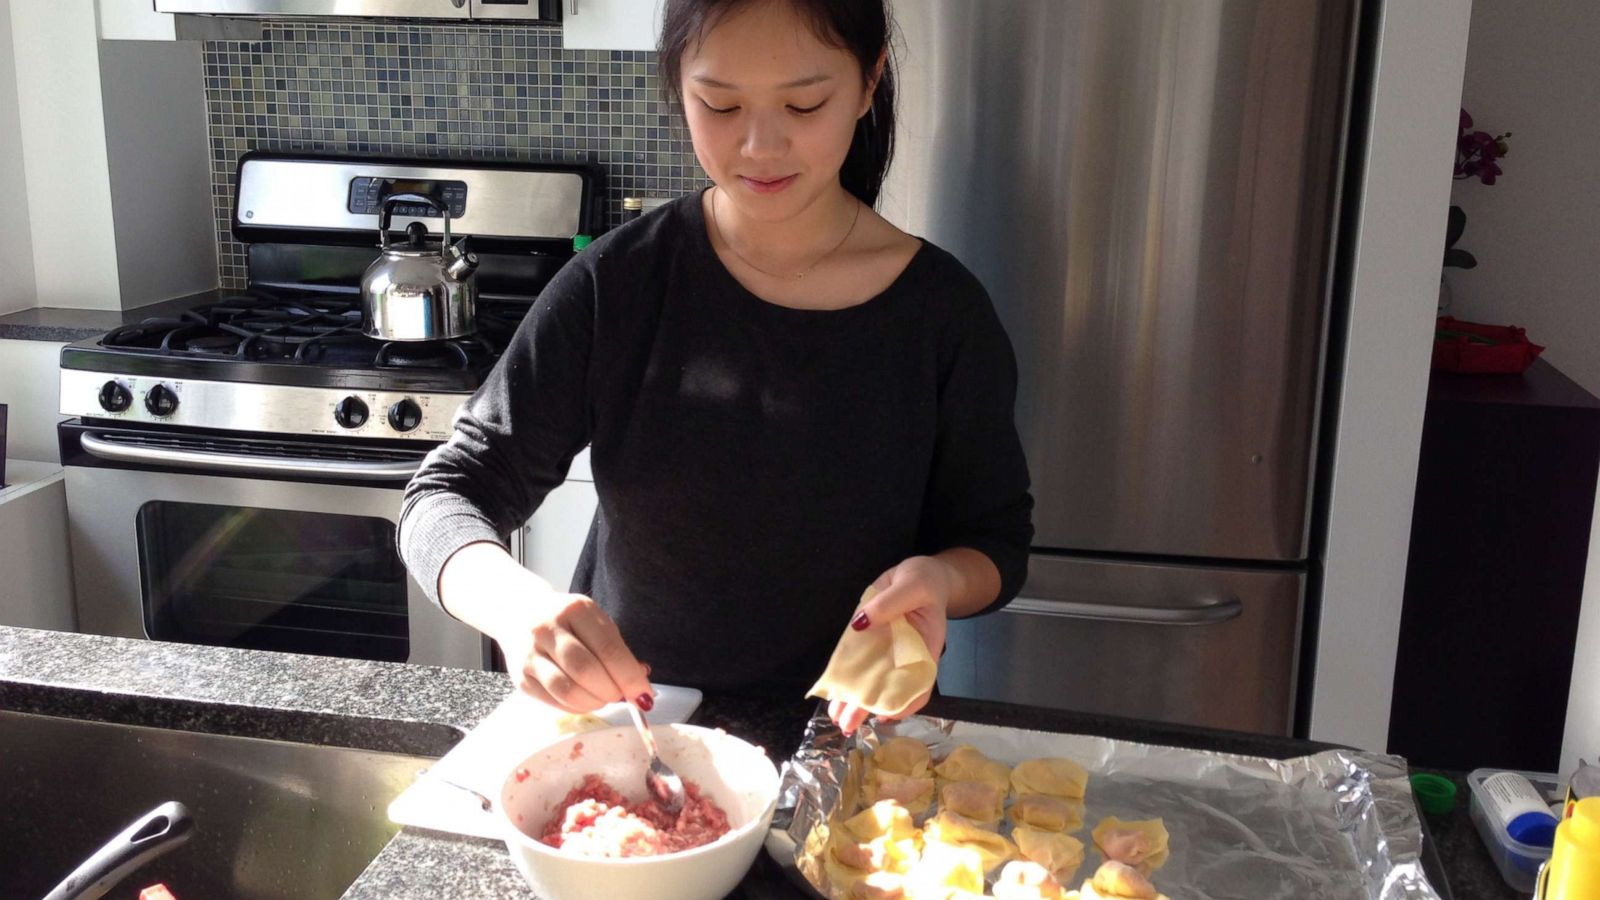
[0,708,461,899]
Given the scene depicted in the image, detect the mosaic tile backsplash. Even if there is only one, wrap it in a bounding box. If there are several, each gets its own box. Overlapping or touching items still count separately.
[203,23,705,288]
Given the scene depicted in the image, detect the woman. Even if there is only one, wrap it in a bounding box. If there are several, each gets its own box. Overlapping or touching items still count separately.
[399,0,1033,735]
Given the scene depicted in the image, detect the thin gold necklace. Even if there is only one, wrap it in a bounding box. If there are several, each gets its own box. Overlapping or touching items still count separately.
[709,185,862,281]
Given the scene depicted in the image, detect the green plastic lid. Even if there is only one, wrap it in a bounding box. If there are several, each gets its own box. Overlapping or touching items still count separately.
[572,234,593,251]
[1410,773,1458,816]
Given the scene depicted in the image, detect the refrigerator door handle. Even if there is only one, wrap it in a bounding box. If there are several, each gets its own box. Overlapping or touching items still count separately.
[1005,594,1243,626]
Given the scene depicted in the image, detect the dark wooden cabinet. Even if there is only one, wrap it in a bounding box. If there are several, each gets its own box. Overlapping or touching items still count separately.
[1388,359,1600,772]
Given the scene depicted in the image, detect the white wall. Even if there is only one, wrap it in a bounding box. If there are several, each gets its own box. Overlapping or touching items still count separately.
[98,0,177,40]
[1308,0,1473,749]
[1444,2,1600,778]
[9,2,121,310]
[0,1,37,316]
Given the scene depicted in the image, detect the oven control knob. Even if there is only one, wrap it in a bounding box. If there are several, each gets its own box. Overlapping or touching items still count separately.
[387,398,423,433]
[98,380,132,413]
[334,396,370,429]
[144,384,179,417]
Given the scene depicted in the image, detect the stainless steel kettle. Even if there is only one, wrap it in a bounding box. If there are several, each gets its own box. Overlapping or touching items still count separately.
[361,193,479,341]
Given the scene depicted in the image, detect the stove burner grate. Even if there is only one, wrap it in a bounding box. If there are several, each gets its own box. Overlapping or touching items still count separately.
[98,290,517,373]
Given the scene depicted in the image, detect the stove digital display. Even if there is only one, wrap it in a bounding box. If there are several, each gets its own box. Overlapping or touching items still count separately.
[349,176,468,219]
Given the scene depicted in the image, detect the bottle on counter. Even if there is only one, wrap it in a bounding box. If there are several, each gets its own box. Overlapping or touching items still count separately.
[1481,771,1562,846]
[623,197,644,222]
[1535,797,1600,899]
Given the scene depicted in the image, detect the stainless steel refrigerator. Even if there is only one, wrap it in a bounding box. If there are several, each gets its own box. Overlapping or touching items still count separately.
[884,0,1363,735]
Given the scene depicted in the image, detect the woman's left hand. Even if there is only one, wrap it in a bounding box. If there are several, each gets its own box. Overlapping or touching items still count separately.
[828,554,961,735]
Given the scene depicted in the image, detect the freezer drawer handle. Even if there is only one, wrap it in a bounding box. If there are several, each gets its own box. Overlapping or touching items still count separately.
[79,433,421,482]
[1006,594,1243,626]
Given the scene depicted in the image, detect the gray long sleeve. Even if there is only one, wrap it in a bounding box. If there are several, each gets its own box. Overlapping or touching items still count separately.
[399,190,1033,694]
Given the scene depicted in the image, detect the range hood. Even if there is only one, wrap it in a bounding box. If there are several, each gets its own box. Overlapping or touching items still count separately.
[153,0,562,23]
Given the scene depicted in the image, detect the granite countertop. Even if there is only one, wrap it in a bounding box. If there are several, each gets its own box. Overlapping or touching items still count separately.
[0,291,229,342]
[0,625,1515,899]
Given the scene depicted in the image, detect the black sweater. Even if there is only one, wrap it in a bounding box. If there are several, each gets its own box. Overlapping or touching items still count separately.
[399,189,1033,695]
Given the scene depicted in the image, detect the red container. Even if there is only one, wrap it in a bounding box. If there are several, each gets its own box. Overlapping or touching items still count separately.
[1433,316,1545,374]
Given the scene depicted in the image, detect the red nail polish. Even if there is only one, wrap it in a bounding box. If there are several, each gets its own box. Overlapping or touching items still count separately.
[635,693,655,712]
[851,612,870,631]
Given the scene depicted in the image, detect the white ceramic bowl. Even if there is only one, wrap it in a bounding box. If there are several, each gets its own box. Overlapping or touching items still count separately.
[497,723,781,900]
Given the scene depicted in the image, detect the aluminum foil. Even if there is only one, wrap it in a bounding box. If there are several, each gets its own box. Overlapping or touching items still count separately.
[763,710,1443,900]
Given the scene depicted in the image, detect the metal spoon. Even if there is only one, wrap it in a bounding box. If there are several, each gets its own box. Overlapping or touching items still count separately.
[627,699,685,815]
[422,768,492,812]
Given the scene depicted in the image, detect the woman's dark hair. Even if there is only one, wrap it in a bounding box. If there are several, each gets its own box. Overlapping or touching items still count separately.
[657,0,897,208]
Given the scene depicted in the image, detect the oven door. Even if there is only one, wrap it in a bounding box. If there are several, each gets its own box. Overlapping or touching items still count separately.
[59,421,493,670]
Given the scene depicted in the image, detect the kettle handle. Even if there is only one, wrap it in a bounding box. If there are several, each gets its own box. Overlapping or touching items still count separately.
[377,193,451,250]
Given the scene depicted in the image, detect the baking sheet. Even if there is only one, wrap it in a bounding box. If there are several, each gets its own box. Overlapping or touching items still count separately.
[764,710,1443,899]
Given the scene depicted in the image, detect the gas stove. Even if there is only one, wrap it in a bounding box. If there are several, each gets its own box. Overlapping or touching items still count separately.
[55,151,601,671]
[60,152,601,443]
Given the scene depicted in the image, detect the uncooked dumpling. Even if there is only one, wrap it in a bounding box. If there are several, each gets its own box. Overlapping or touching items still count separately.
[828,829,920,876]
[1091,817,1170,872]
[1010,757,1089,800]
[874,736,933,777]
[993,860,1069,900]
[903,844,986,899]
[932,745,1012,795]
[1079,860,1169,900]
[834,802,921,875]
[1012,826,1086,884]
[809,585,937,718]
[842,800,921,844]
[922,810,1017,873]
[1008,793,1086,832]
[849,870,908,900]
[865,767,936,813]
[938,780,1005,825]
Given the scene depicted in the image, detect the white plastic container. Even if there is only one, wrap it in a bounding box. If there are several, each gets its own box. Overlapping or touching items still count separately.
[1468,768,1562,891]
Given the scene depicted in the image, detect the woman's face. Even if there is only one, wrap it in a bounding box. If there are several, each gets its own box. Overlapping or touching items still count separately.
[680,0,877,221]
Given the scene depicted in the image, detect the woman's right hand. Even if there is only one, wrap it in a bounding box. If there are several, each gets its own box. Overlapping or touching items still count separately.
[494,590,654,714]
[438,542,653,714]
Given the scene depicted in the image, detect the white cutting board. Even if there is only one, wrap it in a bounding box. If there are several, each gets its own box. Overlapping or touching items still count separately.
[388,685,702,840]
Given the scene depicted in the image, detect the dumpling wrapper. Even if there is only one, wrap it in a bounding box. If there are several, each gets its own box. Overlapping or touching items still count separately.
[933,745,1012,795]
[1009,793,1086,832]
[922,810,1017,873]
[1011,757,1090,800]
[938,780,1005,826]
[1091,817,1171,873]
[903,844,986,900]
[993,860,1069,900]
[1079,860,1168,900]
[873,736,933,778]
[865,767,936,813]
[553,711,611,734]
[809,585,937,718]
[1013,825,1086,884]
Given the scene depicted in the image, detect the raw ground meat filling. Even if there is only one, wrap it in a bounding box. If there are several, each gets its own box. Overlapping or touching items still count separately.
[539,773,732,857]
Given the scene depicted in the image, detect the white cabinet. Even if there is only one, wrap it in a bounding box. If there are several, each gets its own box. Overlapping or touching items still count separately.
[521,448,599,592]
[0,461,76,632]
[0,340,68,464]
[562,0,666,51]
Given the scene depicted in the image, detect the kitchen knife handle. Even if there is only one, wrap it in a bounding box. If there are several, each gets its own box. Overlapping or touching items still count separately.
[1004,593,1243,626]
